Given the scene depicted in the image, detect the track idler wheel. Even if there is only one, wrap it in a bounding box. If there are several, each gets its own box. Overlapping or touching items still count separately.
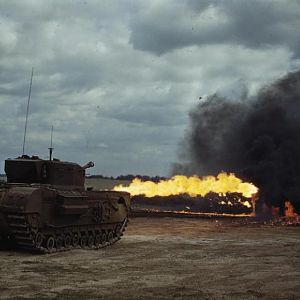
[56,236,63,249]
[108,231,114,242]
[34,232,44,248]
[64,235,71,248]
[80,234,87,248]
[72,234,79,247]
[46,236,55,251]
[95,233,101,247]
[87,234,94,248]
[101,232,107,245]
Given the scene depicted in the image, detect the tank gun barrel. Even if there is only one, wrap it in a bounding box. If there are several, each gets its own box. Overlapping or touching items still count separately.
[82,161,94,170]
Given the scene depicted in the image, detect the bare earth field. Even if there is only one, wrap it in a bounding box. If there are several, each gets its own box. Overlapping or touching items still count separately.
[0,217,299,300]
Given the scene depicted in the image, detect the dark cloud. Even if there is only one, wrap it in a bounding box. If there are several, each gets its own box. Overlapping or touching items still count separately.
[129,1,300,56]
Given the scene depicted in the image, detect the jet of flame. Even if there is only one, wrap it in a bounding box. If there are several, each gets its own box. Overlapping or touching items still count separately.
[114,172,258,199]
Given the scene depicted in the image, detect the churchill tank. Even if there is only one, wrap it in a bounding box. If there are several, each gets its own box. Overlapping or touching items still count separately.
[0,155,130,253]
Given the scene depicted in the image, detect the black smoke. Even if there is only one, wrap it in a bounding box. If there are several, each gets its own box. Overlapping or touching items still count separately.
[174,70,300,213]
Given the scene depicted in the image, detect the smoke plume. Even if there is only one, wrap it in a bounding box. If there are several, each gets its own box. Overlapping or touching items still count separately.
[174,70,300,213]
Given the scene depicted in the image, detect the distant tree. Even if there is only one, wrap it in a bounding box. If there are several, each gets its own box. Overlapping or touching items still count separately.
[86,174,168,182]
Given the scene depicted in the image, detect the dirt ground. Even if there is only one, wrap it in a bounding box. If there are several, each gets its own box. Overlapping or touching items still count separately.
[0,217,300,300]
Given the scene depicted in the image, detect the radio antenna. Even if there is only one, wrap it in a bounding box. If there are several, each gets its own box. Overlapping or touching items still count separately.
[48,125,54,161]
[22,67,34,155]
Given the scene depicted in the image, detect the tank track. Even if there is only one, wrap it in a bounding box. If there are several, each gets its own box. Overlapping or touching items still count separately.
[5,213,128,254]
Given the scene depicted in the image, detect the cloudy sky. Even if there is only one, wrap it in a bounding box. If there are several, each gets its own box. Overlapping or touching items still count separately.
[0,0,299,176]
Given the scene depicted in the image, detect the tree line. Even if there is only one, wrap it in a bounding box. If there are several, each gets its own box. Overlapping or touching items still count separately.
[86,174,167,182]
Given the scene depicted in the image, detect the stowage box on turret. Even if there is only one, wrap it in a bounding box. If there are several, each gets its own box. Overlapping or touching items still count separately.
[0,155,130,253]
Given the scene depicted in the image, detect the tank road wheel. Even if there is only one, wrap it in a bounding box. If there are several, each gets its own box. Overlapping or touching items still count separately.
[56,236,63,249]
[72,234,79,247]
[101,232,107,245]
[64,235,71,248]
[34,232,44,248]
[46,236,55,251]
[87,234,94,248]
[94,233,101,247]
[80,234,87,248]
[108,231,114,243]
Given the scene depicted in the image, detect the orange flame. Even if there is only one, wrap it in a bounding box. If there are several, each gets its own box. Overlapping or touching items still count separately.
[285,201,298,217]
[114,172,258,199]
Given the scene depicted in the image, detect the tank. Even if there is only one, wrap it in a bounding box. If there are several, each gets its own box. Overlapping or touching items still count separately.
[0,155,130,253]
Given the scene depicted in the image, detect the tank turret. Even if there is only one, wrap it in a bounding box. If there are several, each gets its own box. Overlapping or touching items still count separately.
[5,155,91,189]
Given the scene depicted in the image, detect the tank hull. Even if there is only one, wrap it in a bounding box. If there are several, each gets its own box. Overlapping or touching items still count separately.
[0,183,130,253]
